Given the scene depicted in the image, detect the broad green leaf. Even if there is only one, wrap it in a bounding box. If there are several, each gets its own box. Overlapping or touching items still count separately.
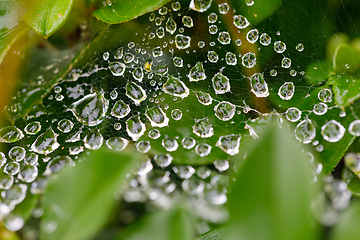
[195,228,226,240]
[23,0,74,38]
[40,147,143,240]
[93,0,170,24]
[331,75,360,108]
[342,167,360,198]
[227,121,319,240]
[116,206,196,240]
[231,0,281,25]
[332,43,360,74]
[331,200,360,240]
[304,61,332,85]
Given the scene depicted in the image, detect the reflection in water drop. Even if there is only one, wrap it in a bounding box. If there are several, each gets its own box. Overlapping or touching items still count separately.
[0,126,24,143]
[30,128,60,155]
[189,0,213,12]
[349,120,360,137]
[106,137,129,151]
[146,107,169,127]
[182,137,196,149]
[163,75,189,98]
[193,118,214,138]
[196,91,213,105]
[321,120,345,143]
[249,73,269,97]
[278,82,295,100]
[216,134,241,155]
[214,101,236,121]
[195,143,212,157]
[286,107,301,122]
[84,129,104,150]
[125,82,147,106]
[294,119,316,144]
[24,122,41,135]
[212,72,230,94]
[126,116,146,141]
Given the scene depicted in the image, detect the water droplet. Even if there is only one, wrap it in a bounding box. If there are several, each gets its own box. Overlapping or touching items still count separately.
[166,17,177,34]
[209,25,218,34]
[173,165,195,179]
[235,39,242,46]
[246,29,259,44]
[44,156,74,176]
[171,109,182,120]
[214,159,229,172]
[188,62,206,82]
[114,123,122,130]
[172,2,181,11]
[111,100,130,119]
[84,129,103,150]
[146,107,169,127]
[296,43,304,52]
[109,62,126,76]
[132,67,144,82]
[313,102,328,115]
[154,154,172,168]
[57,119,74,133]
[212,72,230,94]
[286,107,301,122]
[208,13,218,23]
[0,126,24,143]
[245,0,254,6]
[123,53,134,63]
[182,16,194,28]
[214,101,236,121]
[207,50,219,63]
[216,134,241,155]
[270,69,277,76]
[249,73,269,97]
[18,165,38,183]
[24,121,41,135]
[197,166,211,179]
[196,91,213,105]
[225,52,237,65]
[136,141,151,153]
[218,3,229,14]
[242,52,256,68]
[159,6,168,15]
[294,119,316,144]
[173,56,183,67]
[0,174,13,189]
[182,137,196,149]
[318,89,332,102]
[70,91,109,126]
[182,177,205,195]
[156,27,165,38]
[155,17,162,26]
[103,52,109,60]
[106,137,129,151]
[24,153,38,165]
[349,120,360,137]
[321,120,345,143]
[8,146,25,162]
[147,129,161,141]
[4,162,20,175]
[218,31,231,45]
[259,33,271,46]
[0,152,6,168]
[193,117,214,138]
[162,136,179,152]
[198,41,205,48]
[274,41,286,53]
[278,82,295,100]
[195,143,212,157]
[163,75,189,98]
[3,215,24,231]
[65,130,82,143]
[189,0,213,12]
[281,57,291,68]
[175,34,191,49]
[290,69,297,76]
[114,47,124,59]
[233,15,250,29]
[31,128,60,154]
[126,115,146,141]
[155,64,168,76]
[125,82,147,106]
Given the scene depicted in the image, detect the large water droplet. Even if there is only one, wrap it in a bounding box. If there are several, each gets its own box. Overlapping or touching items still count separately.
[212,72,230,94]
[318,89,332,102]
[43,156,74,176]
[156,27,165,38]
[154,154,172,168]
[24,121,41,135]
[207,50,219,63]
[8,146,25,162]
[125,82,147,106]
[163,75,189,98]
[313,103,328,115]
[249,73,269,97]
[166,16,177,34]
[171,109,182,120]
[148,129,161,139]
[70,90,109,127]
[182,16,193,28]
[195,143,212,157]
[259,33,271,46]
[294,119,316,144]
[193,117,214,138]
[189,0,213,12]
[321,120,345,143]
[136,141,151,153]
[126,115,146,141]
[233,15,249,29]
[57,119,74,133]
[196,91,213,105]
[146,107,169,127]
[182,137,196,149]
[285,107,301,122]
[173,165,195,179]
[281,57,291,68]
[106,137,129,151]
[114,47,124,59]
[132,67,144,82]
[173,56,183,67]
[30,128,60,154]
[162,136,179,152]
[274,41,286,53]
[24,153,38,166]
[175,34,191,49]
[188,62,206,82]
[216,134,241,155]
[0,126,24,143]
[109,62,126,76]
[218,2,229,14]
[111,100,131,119]
[84,129,104,150]
[278,82,294,100]
[4,162,20,176]
[208,13,218,23]
[18,165,38,183]
[1,184,27,206]
[0,174,14,190]
[242,52,256,68]
[246,29,259,44]
[123,53,134,63]
[214,101,236,121]
[217,31,231,45]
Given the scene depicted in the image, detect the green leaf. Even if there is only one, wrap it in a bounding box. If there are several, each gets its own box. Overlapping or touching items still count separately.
[195,228,226,240]
[332,43,360,74]
[9,192,39,221]
[232,0,282,25]
[23,0,74,38]
[304,60,332,85]
[331,75,360,108]
[40,147,143,240]
[331,200,360,240]
[227,121,319,240]
[93,0,170,24]
[116,206,196,240]
[342,167,360,198]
